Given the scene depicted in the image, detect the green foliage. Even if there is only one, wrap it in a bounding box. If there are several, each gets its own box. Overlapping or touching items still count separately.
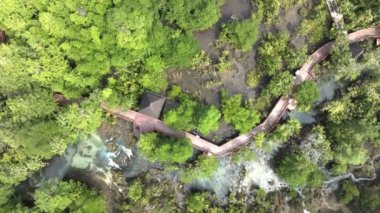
[57,94,103,135]
[197,106,222,135]
[215,50,233,72]
[231,146,257,163]
[326,121,372,166]
[358,185,380,213]
[255,132,266,149]
[128,180,144,203]
[329,32,358,81]
[164,95,198,131]
[5,90,56,124]
[339,180,359,204]
[262,71,294,99]
[165,32,201,68]
[34,179,106,213]
[246,70,262,88]
[181,156,218,183]
[284,46,308,70]
[122,175,180,212]
[258,0,308,24]
[165,0,223,31]
[299,2,329,45]
[0,0,204,207]
[138,133,193,163]
[221,90,261,133]
[222,7,263,51]
[0,184,14,206]
[269,118,301,144]
[257,32,290,76]
[0,0,200,101]
[14,121,69,159]
[323,61,380,126]
[186,192,210,213]
[295,81,320,112]
[140,56,168,92]
[276,153,324,188]
[164,87,221,135]
[303,125,333,166]
[338,0,380,30]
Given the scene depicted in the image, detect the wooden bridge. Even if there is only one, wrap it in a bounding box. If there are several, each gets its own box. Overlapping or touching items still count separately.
[103,26,380,156]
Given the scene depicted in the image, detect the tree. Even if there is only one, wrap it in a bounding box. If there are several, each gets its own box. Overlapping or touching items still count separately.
[181,156,218,183]
[164,87,221,134]
[329,32,358,81]
[261,71,294,99]
[186,192,210,212]
[196,106,222,135]
[257,32,290,76]
[268,118,301,144]
[339,180,359,204]
[276,153,324,188]
[222,7,263,51]
[299,1,329,45]
[246,70,262,88]
[128,180,144,203]
[163,94,199,131]
[5,90,56,125]
[358,185,380,213]
[34,179,106,213]
[255,132,266,149]
[186,192,211,213]
[294,81,320,112]
[221,90,261,133]
[326,121,372,167]
[57,94,103,135]
[138,133,193,163]
[165,0,224,31]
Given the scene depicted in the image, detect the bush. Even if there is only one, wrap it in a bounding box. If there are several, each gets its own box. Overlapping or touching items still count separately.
[257,32,290,76]
[138,133,193,163]
[164,87,221,135]
[128,180,144,203]
[222,7,263,51]
[197,106,222,135]
[261,71,294,99]
[165,0,224,31]
[295,81,320,112]
[246,70,262,88]
[221,90,261,133]
[276,153,324,188]
[339,180,359,204]
[34,180,106,213]
[180,156,218,183]
[186,192,210,212]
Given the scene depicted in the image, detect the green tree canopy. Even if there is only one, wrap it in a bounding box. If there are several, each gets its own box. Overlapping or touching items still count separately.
[295,81,320,112]
[276,152,324,188]
[164,87,221,135]
[186,192,211,213]
[221,90,261,133]
[138,133,193,163]
[34,179,106,213]
[165,0,224,31]
[222,7,263,51]
[339,180,360,204]
[181,156,218,183]
[261,71,294,99]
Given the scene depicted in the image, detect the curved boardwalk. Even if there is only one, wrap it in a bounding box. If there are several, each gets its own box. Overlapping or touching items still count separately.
[103,26,380,156]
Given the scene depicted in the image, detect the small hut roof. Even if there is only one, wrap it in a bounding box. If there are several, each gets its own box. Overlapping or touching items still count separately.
[138,91,166,119]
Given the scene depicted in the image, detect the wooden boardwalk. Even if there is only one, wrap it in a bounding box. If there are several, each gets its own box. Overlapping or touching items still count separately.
[101,26,380,156]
